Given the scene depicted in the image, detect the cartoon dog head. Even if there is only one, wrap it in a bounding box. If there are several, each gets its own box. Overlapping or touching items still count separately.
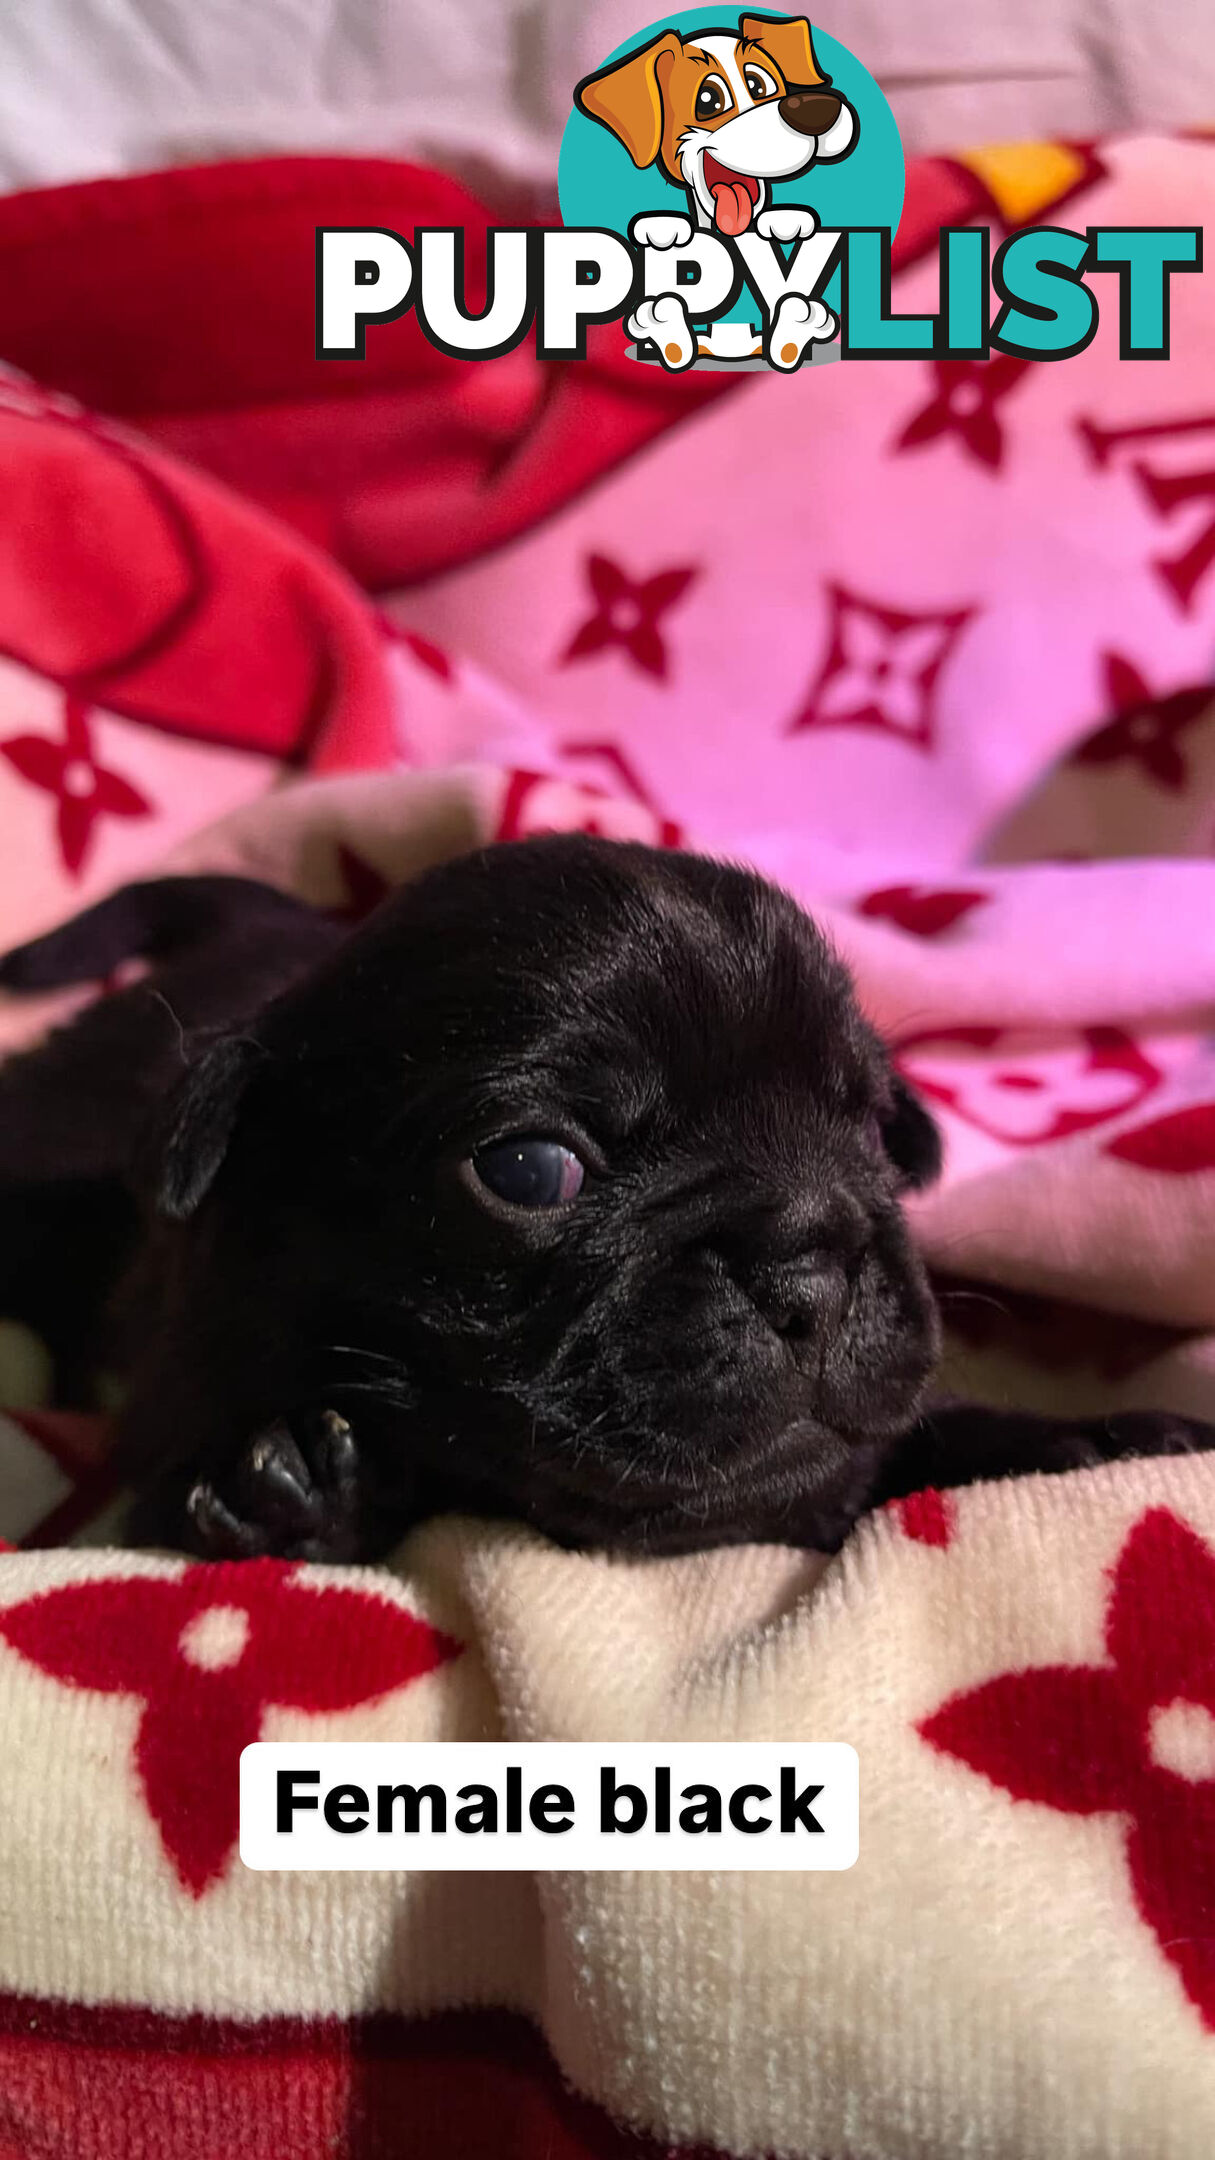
[575,13,857,236]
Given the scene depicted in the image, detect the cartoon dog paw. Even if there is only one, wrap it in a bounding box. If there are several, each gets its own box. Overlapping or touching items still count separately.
[755,205,820,244]
[630,213,694,251]
[766,292,837,370]
[629,293,696,371]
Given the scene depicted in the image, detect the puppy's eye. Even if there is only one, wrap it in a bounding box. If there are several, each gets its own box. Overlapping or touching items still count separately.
[471,1137,586,1209]
[743,64,777,99]
[695,74,730,120]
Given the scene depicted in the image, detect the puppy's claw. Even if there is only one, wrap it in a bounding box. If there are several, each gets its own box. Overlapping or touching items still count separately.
[239,1420,321,1535]
[315,1409,359,1499]
[187,1409,365,1562]
[187,1480,269,1559]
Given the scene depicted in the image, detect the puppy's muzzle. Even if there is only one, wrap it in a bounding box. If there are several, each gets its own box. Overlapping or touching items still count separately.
[778,87,843,136]
[747,1256,848,1346]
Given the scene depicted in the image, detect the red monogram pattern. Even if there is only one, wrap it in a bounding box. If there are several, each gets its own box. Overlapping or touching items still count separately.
[895,355,1033,471]
[555,740,678,832]
[1077,412,1215,614]
[496,768,683,850]
[787,583,975,752]
[858,885,989,937]
[891,1490,956,1548]
[376,613,454,683]
[897,1025,1162,1146]
[0,1563,460,1894]
[1071,652,1213,791]
[921,1508,1215,2032]
[1,692,151,876]
[560,554,698,681]
[1106,1101,1215,1174]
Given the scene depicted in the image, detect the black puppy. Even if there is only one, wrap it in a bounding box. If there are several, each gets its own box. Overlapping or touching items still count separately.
[2,836,1208,1561]
[0,875,341,1403]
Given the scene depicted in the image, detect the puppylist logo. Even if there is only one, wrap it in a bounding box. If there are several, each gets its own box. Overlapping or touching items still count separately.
[315,9,1202,374]
[563,8,891,369]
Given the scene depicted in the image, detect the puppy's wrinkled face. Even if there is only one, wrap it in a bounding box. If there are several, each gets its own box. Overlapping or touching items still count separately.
[162,837,941,1552]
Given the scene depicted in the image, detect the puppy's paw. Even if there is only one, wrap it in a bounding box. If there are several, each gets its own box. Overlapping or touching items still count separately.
[756,205,819,244]
[1051,1411,1215,1471]
[630,213,693,250]
[628,293,696,370]
[767,292,837,369]
[187,1409,363,1563]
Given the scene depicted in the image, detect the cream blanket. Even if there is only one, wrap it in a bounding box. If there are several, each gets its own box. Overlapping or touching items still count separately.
[0,1455,1210,2156]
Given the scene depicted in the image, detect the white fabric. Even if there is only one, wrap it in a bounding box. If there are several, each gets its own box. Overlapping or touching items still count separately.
[0,1457,1213,2154]
[0,0,1211,197]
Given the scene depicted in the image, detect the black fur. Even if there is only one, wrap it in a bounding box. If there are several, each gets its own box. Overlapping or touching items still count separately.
[1,838,1209,1561]
[0,876,338,1397]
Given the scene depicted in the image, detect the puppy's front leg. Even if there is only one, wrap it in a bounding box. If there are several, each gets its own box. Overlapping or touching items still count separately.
[186,1409,367,1563]
[874,1403,1215,1508]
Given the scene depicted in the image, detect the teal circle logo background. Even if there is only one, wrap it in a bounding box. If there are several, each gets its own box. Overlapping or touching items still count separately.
[558,9,904,323]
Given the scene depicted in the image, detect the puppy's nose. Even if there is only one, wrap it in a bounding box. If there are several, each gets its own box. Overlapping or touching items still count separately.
[778,88,843,136]
[753,1259,847,1345]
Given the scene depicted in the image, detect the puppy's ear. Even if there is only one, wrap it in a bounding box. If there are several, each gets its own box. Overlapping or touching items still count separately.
[574,32,681,167]
[150,1036,262,1223]
[881,1074,942,1191]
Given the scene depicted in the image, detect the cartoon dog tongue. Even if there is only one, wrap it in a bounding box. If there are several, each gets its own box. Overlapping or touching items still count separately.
[712,178,755,235]
[704,159,759,236]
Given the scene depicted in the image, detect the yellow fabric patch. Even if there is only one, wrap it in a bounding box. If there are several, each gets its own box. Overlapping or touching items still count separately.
[959,141,1090,224]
